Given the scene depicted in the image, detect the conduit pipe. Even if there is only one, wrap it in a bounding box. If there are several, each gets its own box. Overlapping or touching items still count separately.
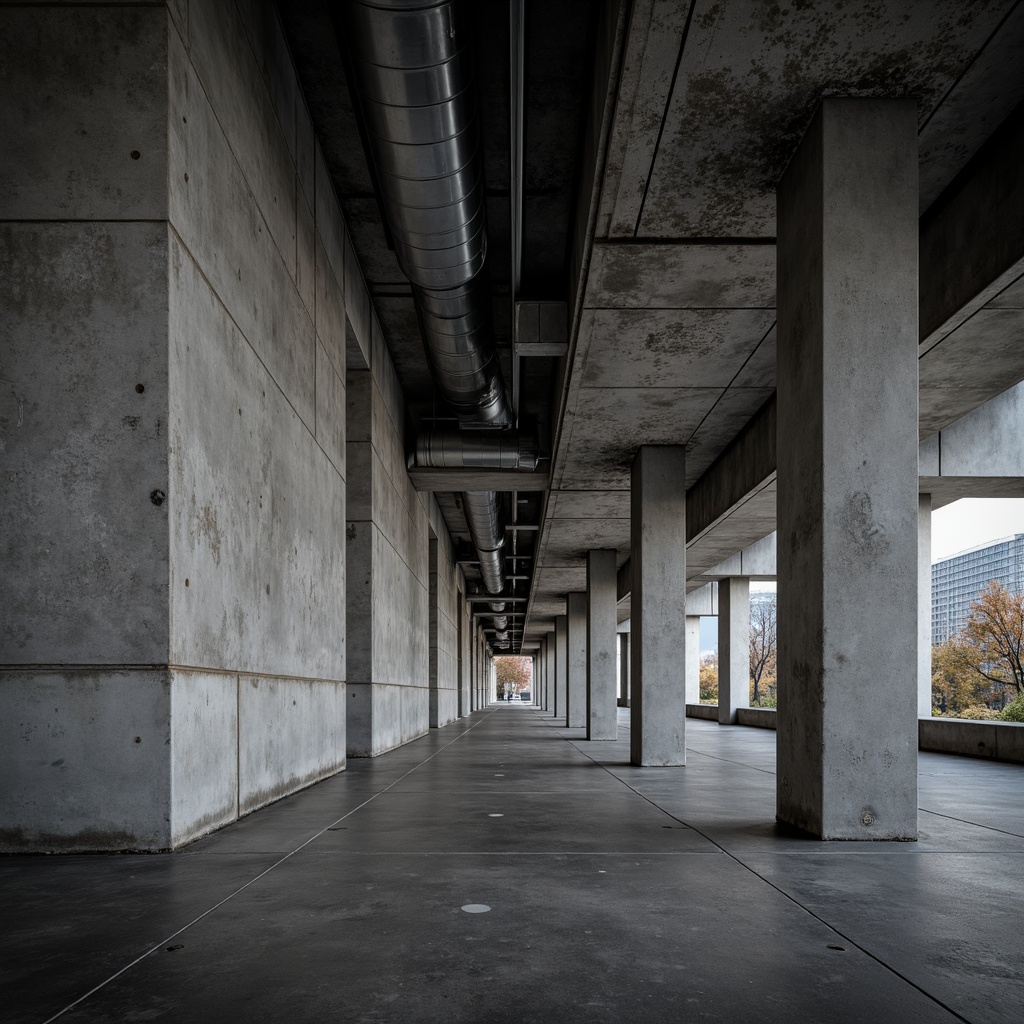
[342,0,515,632]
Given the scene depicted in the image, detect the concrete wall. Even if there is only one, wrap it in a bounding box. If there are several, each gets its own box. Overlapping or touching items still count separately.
[346,315,433,755]
[1,1,349,851]
[429,499,461,729]
[919,718,1024,764]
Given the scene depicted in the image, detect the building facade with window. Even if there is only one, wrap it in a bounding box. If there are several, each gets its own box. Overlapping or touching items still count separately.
[931,534,1024,645]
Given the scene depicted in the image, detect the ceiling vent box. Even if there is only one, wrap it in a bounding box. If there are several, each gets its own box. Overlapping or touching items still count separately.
[515,301,567,357]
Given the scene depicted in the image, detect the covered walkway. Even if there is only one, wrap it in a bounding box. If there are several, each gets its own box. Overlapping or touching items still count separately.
[4,712,1023,1024]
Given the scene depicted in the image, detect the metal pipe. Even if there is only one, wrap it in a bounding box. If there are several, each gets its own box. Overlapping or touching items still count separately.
[342,0,514,640]
[412,428,538,470]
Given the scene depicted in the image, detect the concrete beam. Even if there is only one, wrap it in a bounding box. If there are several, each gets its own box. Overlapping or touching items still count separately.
[919,101,1024,351]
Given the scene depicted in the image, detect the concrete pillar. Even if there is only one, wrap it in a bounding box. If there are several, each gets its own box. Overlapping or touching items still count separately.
[919,494,933,719]
[554,614,568,725]
[587,550,618,740]
[566,592,587,728]
[618,631,630,707]
[777,98,919,840]
[630,446,687,766]
[685,616,701,706]
[545,631,555,713]
[718,577,750,724]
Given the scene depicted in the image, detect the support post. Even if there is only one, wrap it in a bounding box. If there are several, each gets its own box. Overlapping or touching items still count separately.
[685,616,701,706]
[718,577,750,724]
[630,446,687,766]
[586,550,618,740]
[566,592,587,728]
[554,614,568,725]
[919,494,933,719]
[777,98,919,839]
[617,631,630,707]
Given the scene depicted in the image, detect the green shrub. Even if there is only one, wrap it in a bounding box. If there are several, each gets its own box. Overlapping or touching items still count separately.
[999,693,1024,723]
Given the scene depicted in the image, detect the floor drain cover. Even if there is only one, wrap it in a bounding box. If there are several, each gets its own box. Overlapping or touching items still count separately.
[461,904,491,914]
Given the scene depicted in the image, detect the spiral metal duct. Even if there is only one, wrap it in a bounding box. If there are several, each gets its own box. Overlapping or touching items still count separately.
[344,0,512,426]
[342,0,515,629]
[411,428,538,471]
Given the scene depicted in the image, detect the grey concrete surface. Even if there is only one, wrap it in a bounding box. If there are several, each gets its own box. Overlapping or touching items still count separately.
[777,99,920,840]
[585,550,617,740]
[630,446,687,766]
[919,495,934,718]
[717,576,750,726]
[566,592,587,729]
[684,616,701,705]
[3,712,1022,1024]
[554,615,568,725]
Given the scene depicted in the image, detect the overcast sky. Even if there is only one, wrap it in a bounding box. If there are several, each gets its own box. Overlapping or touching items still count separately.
[931,497,1024,563]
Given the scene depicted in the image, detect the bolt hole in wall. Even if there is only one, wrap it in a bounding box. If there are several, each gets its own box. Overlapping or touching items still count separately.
[691,499,1024,721]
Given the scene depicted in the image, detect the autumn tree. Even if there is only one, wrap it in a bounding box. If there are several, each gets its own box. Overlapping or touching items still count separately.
[930,639,986,717]
[749,599,777,706]
[957,581,1024,696]
[495,656,532,698]
[699,652,718,703]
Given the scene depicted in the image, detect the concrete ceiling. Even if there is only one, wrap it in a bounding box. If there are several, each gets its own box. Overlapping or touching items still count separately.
[280,0,1024,650]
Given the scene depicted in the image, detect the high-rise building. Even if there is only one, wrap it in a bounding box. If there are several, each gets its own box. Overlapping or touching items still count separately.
[931,534,1024,645]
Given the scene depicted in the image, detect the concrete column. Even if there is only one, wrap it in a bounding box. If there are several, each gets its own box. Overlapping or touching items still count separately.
[685,616,701,706]
[587,550,618,740]
[630,446,687,766]
[777,98,919,840]
[919,494,933,719]
[554,614,568,725]
[545,631,555,713]
[718,577,750,724]
[618,631,630,707]
[566,592,587,728]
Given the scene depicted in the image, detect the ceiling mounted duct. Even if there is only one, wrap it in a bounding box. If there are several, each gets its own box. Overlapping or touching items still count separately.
[341,0,516,642]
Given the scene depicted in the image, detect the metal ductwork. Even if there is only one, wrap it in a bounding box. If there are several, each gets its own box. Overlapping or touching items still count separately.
[344,0,512,427]
[411,428,538,470]
[342,0,515,638]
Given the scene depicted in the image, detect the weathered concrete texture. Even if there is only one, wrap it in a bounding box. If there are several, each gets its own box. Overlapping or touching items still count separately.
[566,593,588,729]
[429,499,461,729]
[718,577,750,725]
[918,496,933,719]
[776,100,919,840]
[346,317,444,752]
[684,616,701,705]
[630,446,687,766]
[919,718,1024,764]
[586,551,618,740]
[237,676,346,816]
[618,631,630,707]
[554,615,568,725]
[346,682,431,758]
[1,222,171,665]
[1,2,353,852]
[0,671,173,853]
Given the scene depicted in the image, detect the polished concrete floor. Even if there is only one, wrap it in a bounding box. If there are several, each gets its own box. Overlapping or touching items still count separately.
[3,706,1023,1023]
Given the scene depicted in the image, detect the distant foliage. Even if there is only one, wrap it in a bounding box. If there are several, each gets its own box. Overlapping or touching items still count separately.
[958,581,1024,694]
[699,653,718,703]
[931,580,1024,719]
[748,598,777,707]
[959,704,1001,722]
[495,656,532,697]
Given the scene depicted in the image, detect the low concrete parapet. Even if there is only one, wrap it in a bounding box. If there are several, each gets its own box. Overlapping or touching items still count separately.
[919,717,1024,764]
[686,703,718,721]
[737,706,777,729]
